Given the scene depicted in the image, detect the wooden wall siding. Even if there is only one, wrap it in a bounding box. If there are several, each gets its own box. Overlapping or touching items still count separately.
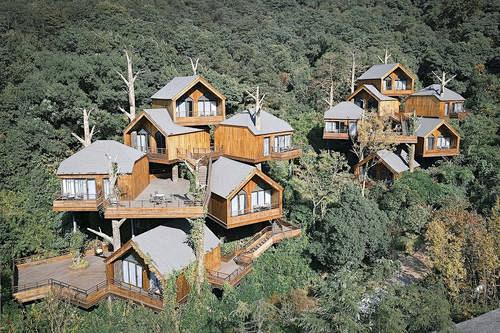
[208,193,228,224]
[167,131,211,161]
[215,125,296,163]
[356,79,382,92]
[151,99,176,120]
[323,131,350,140]
[176,273,190,303]
[379,100,400,117]
[229,208,283,228]
[118,156,150,200]
[404,96,443,118]
[204,245,222,271]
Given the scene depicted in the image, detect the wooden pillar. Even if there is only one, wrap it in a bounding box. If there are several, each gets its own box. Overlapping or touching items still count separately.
[172,165,179,182]
[72,213,77,233]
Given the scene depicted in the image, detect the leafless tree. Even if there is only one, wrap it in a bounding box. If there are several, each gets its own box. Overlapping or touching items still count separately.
[117,49,141,122]
[71,108,95,147]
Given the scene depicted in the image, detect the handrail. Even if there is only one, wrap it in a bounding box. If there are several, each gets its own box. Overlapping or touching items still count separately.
[146,147,167,155]
[55,190,103,201]
[231,203,280,217]
[103,198,203,209]
[206,263,252,284]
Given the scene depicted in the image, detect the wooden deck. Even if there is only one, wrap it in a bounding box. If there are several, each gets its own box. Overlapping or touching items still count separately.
[53,198,102,212]
[270,148,302,160]
[323,131,350,140]
[13,253,163,310]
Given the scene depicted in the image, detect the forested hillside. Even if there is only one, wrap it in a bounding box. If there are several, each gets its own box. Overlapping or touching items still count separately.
[0,0,498,332]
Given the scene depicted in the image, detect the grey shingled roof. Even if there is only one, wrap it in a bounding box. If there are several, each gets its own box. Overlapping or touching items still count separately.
[362,84,397,101]
[151,75,198,100]
[210,157,255,198]
[455,308,500,333]
[143,109,202,136]
[376,149,416,174]
[220,109,294,135]
[133,223,220,277]
[412,84,465,101]
[324,101,364,120]
[57,140,145,175]
[358,63,399,80]
[414,118,443,137]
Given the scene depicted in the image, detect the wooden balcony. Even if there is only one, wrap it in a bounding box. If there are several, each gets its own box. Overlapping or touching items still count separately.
[270,146,302,160]
[381,88,414,96]
[12,252,163,310]
[175,114,225,127]
[449,111,469,120]
[206,262,253,287]
[227,204,283,229]
[422,147,459,157]
[323,130,350,140]
[53,193,103,212]
[146,148,176,164]
[103,198,204,219]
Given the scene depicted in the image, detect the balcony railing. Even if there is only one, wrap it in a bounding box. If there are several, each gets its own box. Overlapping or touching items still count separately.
[55,191,103,201]
[104,197,203,209]
[231,203,280,217]
[206,263,252,286]
[177,145,223,160]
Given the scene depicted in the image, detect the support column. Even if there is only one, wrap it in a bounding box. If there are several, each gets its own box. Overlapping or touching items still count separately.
[131,219,135,239]
[111,218,126,251]
[72,213,77,233]
[172,164,179,182]
[408,143,416,172]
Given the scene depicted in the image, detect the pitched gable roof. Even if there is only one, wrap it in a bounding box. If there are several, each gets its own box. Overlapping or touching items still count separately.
[210,157,256,198]
[414,117,460,138]
[141,109,202,136]
[350,84,397,102]
[357,63,416,81]
[376,149,420,174]
[151,75,198,100]
[150,75,225,101]
[132,223,219,276]
[220,109,294,135]
[412,84,465,101]
[57,140,145,175]
[324,101,364,120]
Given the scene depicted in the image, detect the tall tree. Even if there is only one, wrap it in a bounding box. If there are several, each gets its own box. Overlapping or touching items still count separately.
[71,108,95,147]
[117,49,140,122]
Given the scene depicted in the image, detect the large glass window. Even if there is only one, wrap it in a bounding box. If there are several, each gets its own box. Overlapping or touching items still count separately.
[135,129,148,152]
[198,96,217,116]
[453,103,463,113]
[231,191,246,216]
[384,76,392,90]
[325,121,348,133]
[437,136,451,149]
[273,134,292,152]
[263,137,270,156]
[61,179,97,200]
[396,79,407,90]
[122,257,143,288]
[251,185,272,210]
[427,136,435,150]
[176,98,193,117]
[103,179,111,199]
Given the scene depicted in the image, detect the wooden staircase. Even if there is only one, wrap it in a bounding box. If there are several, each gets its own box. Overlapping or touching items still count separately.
[13,279,164,310]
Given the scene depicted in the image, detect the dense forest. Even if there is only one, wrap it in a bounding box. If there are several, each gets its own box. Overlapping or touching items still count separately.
[0,0,499,332]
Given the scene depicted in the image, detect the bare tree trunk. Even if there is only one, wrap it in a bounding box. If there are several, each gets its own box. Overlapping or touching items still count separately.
[71,108,95,147]
[350,52,356,93]
[408,143,416,172]
[117,49,140,122]
[246,87,265,130]
[111,219,126,250]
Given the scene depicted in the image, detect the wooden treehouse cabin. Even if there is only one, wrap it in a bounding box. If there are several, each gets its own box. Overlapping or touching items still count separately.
[404,84,467,119]
[151,75,226,127]
[323,101,364,140]
[353,149,420,184]
[105,223,221,304]
[348,84,400,117]
[356,63,416,97]
[208,157,283,229]
[123,108,211,164]
[414,118,460,157]
[53,140,148,212]
[53,140,205,219]
[214,110,301,163]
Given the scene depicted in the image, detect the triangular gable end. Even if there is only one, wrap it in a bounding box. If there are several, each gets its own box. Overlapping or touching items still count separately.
[171,76,226,102]
[379,63,416,81]
[226,168,283,201]
[123,111,169,138]
[348,85,382,102]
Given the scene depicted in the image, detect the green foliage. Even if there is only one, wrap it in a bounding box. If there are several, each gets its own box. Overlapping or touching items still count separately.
[309,185,391,270]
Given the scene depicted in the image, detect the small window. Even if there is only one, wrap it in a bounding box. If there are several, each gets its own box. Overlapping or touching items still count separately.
[355,98,365,109]
[427,136,435,150]
[263,137,270,156]
[231,191,246,216]
[349,121,357,136]
[384,77,392,90]
[444,103,449,116]
[197,95,217,116]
